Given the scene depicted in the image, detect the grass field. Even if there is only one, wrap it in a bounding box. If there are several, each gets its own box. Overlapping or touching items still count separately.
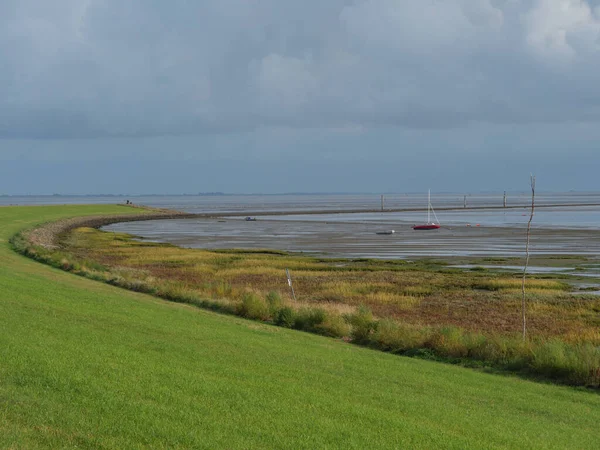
[1,205,600,448]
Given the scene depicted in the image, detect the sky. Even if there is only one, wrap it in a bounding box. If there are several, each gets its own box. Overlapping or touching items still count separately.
[1,0,600,195]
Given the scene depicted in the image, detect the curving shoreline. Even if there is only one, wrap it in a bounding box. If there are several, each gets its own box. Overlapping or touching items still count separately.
[15,200,600,249]
[22,207,196,249]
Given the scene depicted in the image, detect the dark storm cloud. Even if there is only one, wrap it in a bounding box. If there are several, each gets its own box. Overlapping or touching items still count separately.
[1,0,600,138]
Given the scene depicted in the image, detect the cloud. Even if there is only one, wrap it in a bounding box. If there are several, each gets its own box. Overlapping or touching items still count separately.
[252,53,318,110]
[524,0,600,60]
[1,0,600,138]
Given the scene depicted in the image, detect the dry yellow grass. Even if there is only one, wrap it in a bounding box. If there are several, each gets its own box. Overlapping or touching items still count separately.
[62,227,598,340]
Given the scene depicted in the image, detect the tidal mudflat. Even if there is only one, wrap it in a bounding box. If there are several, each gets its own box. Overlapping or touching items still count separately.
[104,207,600,259]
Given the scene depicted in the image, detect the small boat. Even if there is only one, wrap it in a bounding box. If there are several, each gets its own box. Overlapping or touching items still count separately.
[376,230,395,235]
[413,223,440,230]
[245,217,257,221]
[413,190,440,230]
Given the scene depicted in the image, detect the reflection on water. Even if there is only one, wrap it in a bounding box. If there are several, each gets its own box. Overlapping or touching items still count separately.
[263,206,600,230]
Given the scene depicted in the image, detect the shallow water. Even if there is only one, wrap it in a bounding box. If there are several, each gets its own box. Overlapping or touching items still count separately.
[104,209,600,259]
[4,191,600,213]
[449,265,578,273]
[262,206,600,230]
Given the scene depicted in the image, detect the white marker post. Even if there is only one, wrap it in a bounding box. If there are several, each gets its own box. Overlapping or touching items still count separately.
[285,268,296,302]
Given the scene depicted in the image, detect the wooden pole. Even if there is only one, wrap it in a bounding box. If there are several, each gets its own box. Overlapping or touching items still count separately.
[521,175,535,340]
[463,195,467,208]
[285,268,296,302]
[381,195,385,212]
[503,191,507,208]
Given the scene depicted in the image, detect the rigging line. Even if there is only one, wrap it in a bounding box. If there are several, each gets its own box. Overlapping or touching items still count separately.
[431,204,441,225]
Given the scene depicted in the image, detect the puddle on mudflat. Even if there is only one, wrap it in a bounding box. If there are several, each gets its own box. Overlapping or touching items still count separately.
[449,265,577,274]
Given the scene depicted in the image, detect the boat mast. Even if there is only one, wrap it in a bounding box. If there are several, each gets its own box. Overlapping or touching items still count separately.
[428,189,431,224]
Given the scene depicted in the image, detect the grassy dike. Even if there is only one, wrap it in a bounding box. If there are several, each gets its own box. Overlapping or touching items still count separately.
[1,205,600,448]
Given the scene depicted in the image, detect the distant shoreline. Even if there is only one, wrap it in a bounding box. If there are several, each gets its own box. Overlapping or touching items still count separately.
[184,202,600,218]
[2,191,598,198]
[4,201,600,215]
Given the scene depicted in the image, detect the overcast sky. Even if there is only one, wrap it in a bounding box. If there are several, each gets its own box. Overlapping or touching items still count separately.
[1,0,600,194]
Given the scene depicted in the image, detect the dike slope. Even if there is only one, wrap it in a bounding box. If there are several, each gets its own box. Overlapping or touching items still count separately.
[1,205,599,448]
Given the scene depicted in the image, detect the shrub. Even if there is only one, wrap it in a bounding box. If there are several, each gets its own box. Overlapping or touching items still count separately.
[460,333,488,357]
[533,340,566,377]
[84,271,111,283]
[529,339,600,384]
[316,314,351,338]
[426,326,469,358]
[156,284,204,305]
[347,306,376,343]
[467,335,531,368]
[274,306,296,328]
[293,308,327,332]
[372,319,426,352]
[124,278,155,294]
[266,291,283,314]
[237,293,270,321]
[198,297,237,315]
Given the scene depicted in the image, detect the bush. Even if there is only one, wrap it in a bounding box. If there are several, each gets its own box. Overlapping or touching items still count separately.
[157,284,204,305]
[426,326,468,358]
[347,306,376,343]
[530,339,572,379]
[466,335,531,368]
[124,278,155,294]
[274,306,295,328]
[529,340,600,385]
[316,314,351,338]
[236,293,270,321]
[372,319,426,352]
[266,291,283,314]
[293,308,327,332]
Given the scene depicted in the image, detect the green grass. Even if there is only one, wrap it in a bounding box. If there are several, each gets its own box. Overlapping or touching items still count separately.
[1,205,600,448]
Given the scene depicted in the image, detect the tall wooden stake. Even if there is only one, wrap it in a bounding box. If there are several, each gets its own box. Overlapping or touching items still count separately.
[381,195,385,211]
[464,195,467,208]
[285,268,296,302]
[503,191,507,208]
[521,175,535,340]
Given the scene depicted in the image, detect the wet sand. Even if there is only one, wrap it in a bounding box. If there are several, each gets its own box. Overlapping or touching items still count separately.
[104,215,600,260]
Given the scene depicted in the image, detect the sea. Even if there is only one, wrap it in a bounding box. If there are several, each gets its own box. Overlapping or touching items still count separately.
[3,191,600,213]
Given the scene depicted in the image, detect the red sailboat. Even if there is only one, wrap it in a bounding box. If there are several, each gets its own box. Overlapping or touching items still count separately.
[413,190,441,230]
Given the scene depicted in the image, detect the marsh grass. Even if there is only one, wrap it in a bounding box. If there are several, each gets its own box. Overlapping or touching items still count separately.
[13,224,600,387]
